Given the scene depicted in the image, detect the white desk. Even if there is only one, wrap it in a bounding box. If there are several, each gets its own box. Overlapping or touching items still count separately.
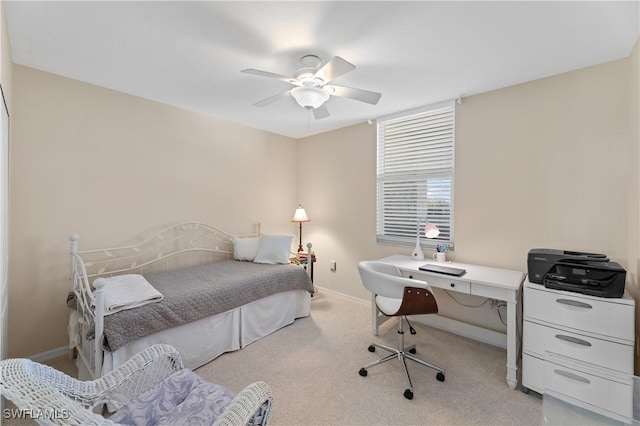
[375,255,525,390]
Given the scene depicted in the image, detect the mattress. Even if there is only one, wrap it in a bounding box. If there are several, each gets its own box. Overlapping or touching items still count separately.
[102,260,314,351]
[98,289,311,376]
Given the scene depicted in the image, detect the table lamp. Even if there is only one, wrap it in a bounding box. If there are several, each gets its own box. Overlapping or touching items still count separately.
[291,204,310,252]
[411,220,440,260]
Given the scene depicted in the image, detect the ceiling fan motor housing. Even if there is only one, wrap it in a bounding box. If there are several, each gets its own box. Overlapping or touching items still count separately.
[294,55,324,85]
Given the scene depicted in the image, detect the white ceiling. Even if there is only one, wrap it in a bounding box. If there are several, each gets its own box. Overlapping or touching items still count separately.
[4,1,639,139]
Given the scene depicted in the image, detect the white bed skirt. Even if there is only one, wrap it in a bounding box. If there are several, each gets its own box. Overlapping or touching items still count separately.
[90,289,310,379]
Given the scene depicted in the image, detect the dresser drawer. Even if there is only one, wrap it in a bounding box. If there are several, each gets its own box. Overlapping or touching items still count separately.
[401,270,470,294]
[524,285,634,341]
[523,320,633,374]
[544,354,633,422]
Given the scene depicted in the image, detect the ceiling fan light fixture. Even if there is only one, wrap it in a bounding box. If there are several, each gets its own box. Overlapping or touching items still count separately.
[243,55,381,117]
[291,86,330,109]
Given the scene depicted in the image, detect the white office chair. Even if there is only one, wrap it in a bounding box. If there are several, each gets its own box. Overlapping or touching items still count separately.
[357,260,445,400]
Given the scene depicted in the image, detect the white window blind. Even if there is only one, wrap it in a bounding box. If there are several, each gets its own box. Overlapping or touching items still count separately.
[376,102,455,249]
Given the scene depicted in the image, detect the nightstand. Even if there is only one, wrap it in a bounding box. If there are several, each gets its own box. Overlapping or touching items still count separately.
[290,252,316,283]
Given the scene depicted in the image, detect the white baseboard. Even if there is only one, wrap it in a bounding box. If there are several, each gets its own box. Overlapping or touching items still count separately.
[314,285,370,307]
[316,286,507,349]
[29,345,69,362]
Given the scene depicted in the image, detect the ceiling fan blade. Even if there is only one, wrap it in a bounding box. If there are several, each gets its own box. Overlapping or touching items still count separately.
[313,105,330,120]
[328,85,382,105]
[253,91,291,107]
[314,56,356,84]
[241,69,297,85]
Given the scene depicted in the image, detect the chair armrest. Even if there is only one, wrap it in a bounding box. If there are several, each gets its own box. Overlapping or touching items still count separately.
[91,344,184,410]
[0,359,116,425]
[1,345,182,424]
[213,381,273,426]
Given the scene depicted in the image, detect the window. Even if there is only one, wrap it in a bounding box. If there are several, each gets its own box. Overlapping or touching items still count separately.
[376,101,455,249]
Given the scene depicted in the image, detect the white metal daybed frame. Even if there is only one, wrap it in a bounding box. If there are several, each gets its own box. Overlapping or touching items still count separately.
[69,222,312,380]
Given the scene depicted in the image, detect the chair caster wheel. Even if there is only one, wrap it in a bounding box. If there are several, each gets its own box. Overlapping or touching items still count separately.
[409,348,416,354]
[436,372,445,382]
[359,368,368,377]
[404,389,413,400]
[368,345,375,352]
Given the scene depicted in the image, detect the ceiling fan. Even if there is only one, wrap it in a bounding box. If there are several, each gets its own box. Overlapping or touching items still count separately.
[241,55,382,120]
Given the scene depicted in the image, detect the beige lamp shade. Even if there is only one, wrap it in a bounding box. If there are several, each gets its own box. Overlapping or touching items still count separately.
[291,205,310,222]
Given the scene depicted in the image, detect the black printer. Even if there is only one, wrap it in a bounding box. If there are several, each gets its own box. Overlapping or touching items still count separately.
[527,248,626,298]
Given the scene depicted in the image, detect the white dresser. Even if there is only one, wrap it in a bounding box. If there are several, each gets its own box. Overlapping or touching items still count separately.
[522,279,636,421]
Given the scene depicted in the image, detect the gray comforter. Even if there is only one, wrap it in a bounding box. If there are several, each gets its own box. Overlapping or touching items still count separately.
[103,260,314,351]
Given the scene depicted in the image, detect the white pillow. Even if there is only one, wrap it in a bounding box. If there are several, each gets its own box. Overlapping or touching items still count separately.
[232,237,260,261]
[253,234,294,264]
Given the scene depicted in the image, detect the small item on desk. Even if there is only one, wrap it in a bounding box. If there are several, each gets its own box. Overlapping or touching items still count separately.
[433,243,448,262]
[436,243,449,253]
[432,252,447,262]
[419,264,466,276]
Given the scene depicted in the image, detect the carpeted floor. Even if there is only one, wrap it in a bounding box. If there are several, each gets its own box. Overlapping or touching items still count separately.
[3,289,543,425]
[195,290,542,425]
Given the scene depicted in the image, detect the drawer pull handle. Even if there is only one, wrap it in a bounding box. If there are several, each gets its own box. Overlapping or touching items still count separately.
[450,283,455,288]
[555,334,592,347]
[554,369,590,384]
[556,299,592,309]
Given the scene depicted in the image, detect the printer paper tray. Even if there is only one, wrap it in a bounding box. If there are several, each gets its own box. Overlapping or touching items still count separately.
[544,279,620,298]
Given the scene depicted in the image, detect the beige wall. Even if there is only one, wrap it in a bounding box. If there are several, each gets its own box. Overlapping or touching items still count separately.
[6,32,639,362]
[300,53,636,337]
[8,65,299,357]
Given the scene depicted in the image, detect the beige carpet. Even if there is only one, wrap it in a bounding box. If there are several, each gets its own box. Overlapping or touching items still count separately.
[4,290,542,425]
[195,290,542,425]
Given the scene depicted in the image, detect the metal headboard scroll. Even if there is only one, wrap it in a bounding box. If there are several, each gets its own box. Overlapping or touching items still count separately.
[73,222,261,279]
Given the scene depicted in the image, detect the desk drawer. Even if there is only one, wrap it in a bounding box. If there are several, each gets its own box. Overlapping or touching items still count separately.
[524,286,634,341]
[401,270,470,294]
[523,321,633,374]
[471,283,508,300]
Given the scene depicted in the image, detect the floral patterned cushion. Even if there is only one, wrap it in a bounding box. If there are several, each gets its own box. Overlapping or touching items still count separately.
[109,369,235,425]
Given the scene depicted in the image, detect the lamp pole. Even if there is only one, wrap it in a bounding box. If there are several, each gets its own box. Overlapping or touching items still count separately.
[297,222,304,252]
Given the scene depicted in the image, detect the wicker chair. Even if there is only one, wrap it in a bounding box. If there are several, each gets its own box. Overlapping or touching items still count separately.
[0,344,273,425]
